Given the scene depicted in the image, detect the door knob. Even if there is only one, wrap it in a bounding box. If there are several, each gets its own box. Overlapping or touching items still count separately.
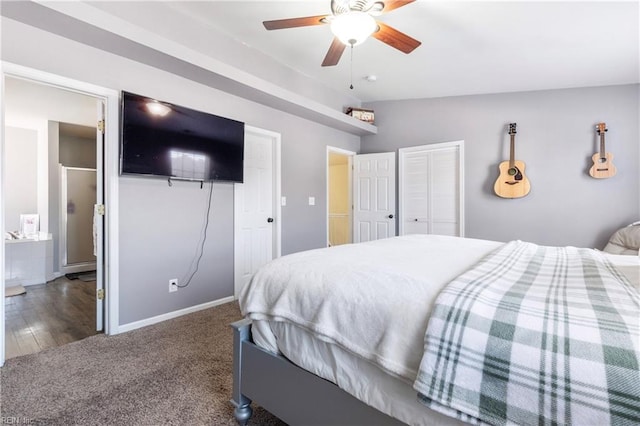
[388,214,394,219]
[267,217,274,223]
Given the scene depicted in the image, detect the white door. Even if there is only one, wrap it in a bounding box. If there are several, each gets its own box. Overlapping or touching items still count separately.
[234,127,280,297]
[399,141,464,237]
[353,152,396,242]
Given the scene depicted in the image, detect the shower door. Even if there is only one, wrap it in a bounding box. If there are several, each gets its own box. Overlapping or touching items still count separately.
[61,166,97,273]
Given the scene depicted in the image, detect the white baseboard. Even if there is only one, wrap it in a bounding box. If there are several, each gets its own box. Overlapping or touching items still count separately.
[61,262,96,275]
[117,296,235,334]
[6,278,46,287]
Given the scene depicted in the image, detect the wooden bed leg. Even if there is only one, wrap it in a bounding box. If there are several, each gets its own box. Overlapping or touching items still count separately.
[230,319,253,426]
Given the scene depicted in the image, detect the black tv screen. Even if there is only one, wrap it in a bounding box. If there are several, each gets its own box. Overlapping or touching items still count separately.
[120,92,244,182]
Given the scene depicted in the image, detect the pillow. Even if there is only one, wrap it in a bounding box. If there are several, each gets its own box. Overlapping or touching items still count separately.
[603,222,640,255]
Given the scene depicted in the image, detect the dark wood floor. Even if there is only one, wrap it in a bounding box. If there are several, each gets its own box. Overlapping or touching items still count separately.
[5,276,97,359]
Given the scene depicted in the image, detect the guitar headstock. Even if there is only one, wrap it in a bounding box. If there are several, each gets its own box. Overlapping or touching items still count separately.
[508,123,517,135]
[596,122,607,134]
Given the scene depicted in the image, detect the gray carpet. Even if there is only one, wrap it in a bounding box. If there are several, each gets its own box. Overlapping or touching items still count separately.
[0,301,286,425]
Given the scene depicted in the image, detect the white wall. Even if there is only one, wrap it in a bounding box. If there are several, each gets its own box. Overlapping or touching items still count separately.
[4,126,37,233]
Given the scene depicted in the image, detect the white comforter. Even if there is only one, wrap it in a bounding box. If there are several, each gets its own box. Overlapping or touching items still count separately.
[239,234,502,381]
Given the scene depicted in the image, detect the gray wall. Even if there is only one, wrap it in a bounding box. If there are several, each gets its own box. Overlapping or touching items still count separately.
[59,133,96,169]
[362,84,639,249]
[2,17,359,325]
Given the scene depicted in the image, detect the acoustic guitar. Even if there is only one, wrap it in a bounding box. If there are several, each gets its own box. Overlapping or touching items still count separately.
[589,123,616,179]
[494,123,531,198]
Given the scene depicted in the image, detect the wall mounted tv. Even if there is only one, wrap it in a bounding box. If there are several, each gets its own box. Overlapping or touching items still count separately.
[120,91,244,183]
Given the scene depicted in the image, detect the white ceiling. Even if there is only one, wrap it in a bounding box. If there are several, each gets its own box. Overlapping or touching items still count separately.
[4,77,98,128]
[59,1,640,103]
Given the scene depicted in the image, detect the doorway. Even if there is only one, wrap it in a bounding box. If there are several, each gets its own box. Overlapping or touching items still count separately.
[327,148,397,245]
[1,65,118,364]
[326,147,355,247]
[3,77,100,358]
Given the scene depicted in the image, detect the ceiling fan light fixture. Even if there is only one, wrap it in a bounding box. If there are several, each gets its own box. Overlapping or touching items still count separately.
[330,11,377,46]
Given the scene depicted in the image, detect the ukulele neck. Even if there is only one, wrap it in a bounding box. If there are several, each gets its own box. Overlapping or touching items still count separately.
[597,123,607,158]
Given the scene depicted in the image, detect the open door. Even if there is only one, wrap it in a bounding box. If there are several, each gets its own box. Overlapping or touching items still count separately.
[234,126,281,298]
[353,152,396,242]
[94,101,105,332]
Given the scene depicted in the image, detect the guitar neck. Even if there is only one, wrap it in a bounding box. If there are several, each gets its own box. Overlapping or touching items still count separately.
[509,134,515,167]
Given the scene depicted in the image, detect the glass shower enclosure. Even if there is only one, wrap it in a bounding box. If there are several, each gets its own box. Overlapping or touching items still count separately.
[61,166,96,272]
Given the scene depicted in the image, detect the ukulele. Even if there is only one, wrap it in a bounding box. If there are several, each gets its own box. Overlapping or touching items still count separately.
[589,123,616,179]
[494,123,531,198]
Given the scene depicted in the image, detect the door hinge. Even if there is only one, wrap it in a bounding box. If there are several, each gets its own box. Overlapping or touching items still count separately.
[97,120,105,134]
[97,288,105,300]
[96,204,105,215]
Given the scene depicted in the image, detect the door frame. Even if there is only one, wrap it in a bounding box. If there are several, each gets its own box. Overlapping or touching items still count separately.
[0,62,121,366]
[233,125,282,298]
[326,146,355,247]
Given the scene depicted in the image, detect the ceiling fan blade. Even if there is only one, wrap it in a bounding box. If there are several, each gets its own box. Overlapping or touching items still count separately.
[263,15,329,30]
[372,21,421,54]
[381,0,416,14]
[321,38,346,67]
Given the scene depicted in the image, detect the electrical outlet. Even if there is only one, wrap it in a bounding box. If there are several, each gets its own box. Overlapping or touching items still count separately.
[169,279,178,293]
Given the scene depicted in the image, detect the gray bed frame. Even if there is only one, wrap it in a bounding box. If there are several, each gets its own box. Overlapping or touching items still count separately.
[231,319,406,425]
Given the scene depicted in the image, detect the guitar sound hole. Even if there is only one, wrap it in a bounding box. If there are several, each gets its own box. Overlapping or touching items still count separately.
[508,168,517,176]
[598,157,607,163]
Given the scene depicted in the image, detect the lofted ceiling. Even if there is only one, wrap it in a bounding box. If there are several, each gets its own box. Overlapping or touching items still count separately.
[83,1,639,103]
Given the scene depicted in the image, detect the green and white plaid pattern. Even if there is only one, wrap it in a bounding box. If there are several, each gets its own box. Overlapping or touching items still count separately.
[414,241,640,425]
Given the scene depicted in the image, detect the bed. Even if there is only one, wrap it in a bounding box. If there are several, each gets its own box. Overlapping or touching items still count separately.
[231,234,640,426]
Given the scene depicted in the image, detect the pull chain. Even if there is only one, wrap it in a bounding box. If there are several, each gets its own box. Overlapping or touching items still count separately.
[349,44,354,90]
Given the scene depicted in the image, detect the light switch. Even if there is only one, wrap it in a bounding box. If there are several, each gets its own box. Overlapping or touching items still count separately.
[281,196,287,206]
[308,196,315,206]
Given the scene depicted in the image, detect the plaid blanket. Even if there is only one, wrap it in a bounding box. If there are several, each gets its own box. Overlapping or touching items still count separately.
[414,240,640,425]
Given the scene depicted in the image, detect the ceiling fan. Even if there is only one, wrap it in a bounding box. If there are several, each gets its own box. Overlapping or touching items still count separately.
[262,0,421,67]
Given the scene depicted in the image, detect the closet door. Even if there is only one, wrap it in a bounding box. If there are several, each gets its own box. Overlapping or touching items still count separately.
[399,141,464,237]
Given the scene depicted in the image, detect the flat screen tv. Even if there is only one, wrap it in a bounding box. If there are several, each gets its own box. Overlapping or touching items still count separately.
[120,91,244,182]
